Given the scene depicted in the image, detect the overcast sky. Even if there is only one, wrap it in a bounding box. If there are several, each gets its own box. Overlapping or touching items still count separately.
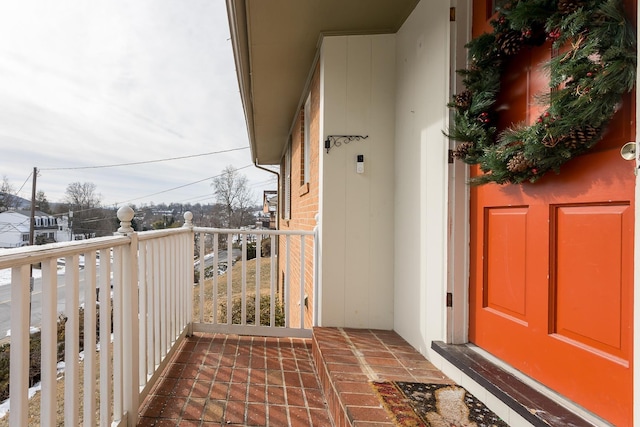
[0,0,276,209]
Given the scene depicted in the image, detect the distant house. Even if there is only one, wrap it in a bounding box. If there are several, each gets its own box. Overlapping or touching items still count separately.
[262,191,277,229]
[55,215,72,242]
[255,211,270,230]
[0,211,29,248]
[0,210,69,248]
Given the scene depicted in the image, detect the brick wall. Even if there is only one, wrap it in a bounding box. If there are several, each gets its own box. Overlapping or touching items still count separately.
[279,63,320,328]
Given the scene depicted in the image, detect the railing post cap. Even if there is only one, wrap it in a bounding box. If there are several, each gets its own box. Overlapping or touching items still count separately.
[117,205,135,234]
[183,211,194,228]
[117,206,134,222]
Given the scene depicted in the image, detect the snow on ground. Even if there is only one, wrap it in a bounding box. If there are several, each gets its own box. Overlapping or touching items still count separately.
[0,266,44,287]
[5,326,41,337]
[0,384,40,419]
[0,361,67,419]
[0,267,44,286]
[0,262,68,287]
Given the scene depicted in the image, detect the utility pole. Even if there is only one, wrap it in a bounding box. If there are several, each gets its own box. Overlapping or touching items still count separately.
[29,167,37,246]
[28,167,37,321]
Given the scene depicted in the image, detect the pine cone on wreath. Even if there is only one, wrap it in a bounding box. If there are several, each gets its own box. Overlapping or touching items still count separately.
[506,151,534,173]
[497,30,523,56]
[558,0,585,15]
[453,142,474,159]
[564,125,600,149]
[454,91,472,110]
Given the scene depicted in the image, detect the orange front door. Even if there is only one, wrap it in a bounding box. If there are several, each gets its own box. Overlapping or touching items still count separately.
[469,1,635,425]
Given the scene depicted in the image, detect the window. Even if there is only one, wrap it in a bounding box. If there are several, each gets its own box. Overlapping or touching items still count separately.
[301,94,311,186]
[280,272,286,297]
[282,142,291,220]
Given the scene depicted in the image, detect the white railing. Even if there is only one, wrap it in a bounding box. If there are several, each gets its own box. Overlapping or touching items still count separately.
[0,207,193,426]
[192,225,318,338]
[135,222,194,407]
[0,209,317,426]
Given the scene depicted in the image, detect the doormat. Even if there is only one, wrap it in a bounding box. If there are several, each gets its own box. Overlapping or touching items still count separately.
[372,381,509,427]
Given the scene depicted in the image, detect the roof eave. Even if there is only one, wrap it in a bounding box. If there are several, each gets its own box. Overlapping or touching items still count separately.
[226,0,259,164]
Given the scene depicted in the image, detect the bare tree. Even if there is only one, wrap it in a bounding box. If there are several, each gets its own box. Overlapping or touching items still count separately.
[211,165,255,228]
[64,182,112,238]
[65,182,100,209]
[0,176,17,212]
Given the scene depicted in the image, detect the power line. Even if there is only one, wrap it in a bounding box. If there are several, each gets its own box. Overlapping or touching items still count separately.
[15,171,33,195]
[174,193,216,203]
[249,178,277,188]
[40,147,249,171]
[114,164,253,205]
[172,175,276,203]
[14,165,254,213]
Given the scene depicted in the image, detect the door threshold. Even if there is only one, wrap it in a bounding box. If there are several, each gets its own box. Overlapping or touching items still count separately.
[431,341,611,427]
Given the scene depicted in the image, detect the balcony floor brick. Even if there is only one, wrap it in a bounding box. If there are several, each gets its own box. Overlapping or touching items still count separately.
[138,333,333,426]
[138,328,453,426]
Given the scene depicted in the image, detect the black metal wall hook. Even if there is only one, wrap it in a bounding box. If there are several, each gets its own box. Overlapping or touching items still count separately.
[324,135,368,154]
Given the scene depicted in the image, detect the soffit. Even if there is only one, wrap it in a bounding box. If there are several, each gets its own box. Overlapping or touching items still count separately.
[227,0,420,165]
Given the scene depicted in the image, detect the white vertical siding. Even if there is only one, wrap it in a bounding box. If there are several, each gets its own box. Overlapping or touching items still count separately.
[369,35,397,328]
[319,37,348,327]
[319,34,396,329]
[393,0,450,353]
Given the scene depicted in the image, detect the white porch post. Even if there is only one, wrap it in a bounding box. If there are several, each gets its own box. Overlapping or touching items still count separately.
[116,206,140,426]
[183,211,194,335]
[313,213,321,326]
[9,265,30,427]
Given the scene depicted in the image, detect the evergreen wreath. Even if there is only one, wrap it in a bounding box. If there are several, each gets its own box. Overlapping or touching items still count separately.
[447,0,636,185]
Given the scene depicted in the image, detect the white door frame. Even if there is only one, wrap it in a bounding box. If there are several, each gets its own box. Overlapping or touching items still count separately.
[447,0,472,345]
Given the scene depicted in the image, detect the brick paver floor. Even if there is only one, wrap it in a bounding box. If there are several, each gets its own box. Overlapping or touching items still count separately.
[138,333,333,426]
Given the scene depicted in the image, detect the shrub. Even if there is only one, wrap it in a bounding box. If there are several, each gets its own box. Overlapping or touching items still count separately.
[246,242,256,260]
[194,265,216,283]
[218,294,284,327]
[0,343,8,403]
[261,238,271,257]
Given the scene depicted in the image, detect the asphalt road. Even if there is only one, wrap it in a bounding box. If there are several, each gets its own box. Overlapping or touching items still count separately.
[0,269,95,339]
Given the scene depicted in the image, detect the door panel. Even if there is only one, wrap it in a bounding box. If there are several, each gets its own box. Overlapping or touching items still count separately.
[484,207,528,322]
[552,203,631,359]
[469,1,635,425]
